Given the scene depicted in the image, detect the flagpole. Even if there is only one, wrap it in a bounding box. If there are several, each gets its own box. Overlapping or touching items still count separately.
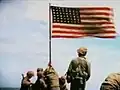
[48,3,52,66]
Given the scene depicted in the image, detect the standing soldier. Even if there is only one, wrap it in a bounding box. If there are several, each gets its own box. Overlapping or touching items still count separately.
[66,47,91,90]
[33,68,47,90]
[20,71,34,90]
[100,72,120,90]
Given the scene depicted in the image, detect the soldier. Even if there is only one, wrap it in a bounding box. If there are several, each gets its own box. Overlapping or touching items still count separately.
[59,76,68,90]
[44,65,60,90]
[100,72,120,90]
[20,71,34,90]
[33,68,47,90]
[66,47,91,90]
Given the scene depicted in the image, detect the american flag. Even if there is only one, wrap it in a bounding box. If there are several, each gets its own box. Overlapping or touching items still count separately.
[50,6,116,38]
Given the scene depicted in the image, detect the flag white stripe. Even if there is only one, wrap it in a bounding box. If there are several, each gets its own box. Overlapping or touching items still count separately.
[80,10,113,13]
[80,15,113,18]
[52,33,84,36]
[81,20,113,23]
[93,33,116,36]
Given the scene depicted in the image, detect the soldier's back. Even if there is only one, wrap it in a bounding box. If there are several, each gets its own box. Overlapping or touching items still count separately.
[71,57,88,76]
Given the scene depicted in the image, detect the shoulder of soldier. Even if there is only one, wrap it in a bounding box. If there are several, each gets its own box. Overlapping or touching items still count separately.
[23,77,27,80]
[71,57,88,63]
[106,73,118,80]
[22,77,29,83]
[78,57,91,66]
[81,57,90,63]
[74,57,86,62]
[71,58,78,63]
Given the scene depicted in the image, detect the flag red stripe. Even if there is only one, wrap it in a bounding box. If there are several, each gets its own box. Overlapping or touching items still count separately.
[52,35,116,38]
[94,36,116,38]
[80,12,113,16]
[53,25,115,30]
[80,7,112,10]
[52,31,116,34]
[52,35,84,38]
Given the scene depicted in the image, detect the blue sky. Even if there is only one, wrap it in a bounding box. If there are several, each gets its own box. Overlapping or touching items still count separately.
[0,0,120,90]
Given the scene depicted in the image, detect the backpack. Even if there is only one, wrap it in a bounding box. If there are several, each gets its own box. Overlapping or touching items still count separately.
[71,57,88,84]
[76,57,88,78]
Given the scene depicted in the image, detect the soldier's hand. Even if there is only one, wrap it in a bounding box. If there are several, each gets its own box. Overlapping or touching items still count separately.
[66,75,71,83]
[83,72,88,78]
[30,82,34,85]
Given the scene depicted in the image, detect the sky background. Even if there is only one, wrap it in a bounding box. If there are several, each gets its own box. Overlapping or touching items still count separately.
[0,0,120,90]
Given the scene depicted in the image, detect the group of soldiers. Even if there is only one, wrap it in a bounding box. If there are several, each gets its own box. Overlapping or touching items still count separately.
[20,66,67,90]
[20,47,120,90]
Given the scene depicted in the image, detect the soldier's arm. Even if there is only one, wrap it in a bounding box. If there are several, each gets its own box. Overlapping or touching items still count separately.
[66,60,74,75]
[40,79,47,88]
[86,62,91,81]
[22,79,31,86]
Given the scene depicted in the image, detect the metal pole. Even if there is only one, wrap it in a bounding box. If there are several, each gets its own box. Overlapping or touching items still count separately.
[48,3,52,66]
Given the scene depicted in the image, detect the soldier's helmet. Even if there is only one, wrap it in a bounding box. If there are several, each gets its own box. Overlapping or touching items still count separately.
[27,71,34,78]
[37,68,44,77]
[37,68,43,72]
[77,47,87,55]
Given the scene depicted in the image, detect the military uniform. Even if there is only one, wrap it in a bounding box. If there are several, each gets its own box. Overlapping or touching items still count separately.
[44,66,60,90]
[20,71,34,90]
[66,47,91,90]
[100,73,120,90]
[34,78,47,90]
[59,76,68,90]
[33,68,47,90]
